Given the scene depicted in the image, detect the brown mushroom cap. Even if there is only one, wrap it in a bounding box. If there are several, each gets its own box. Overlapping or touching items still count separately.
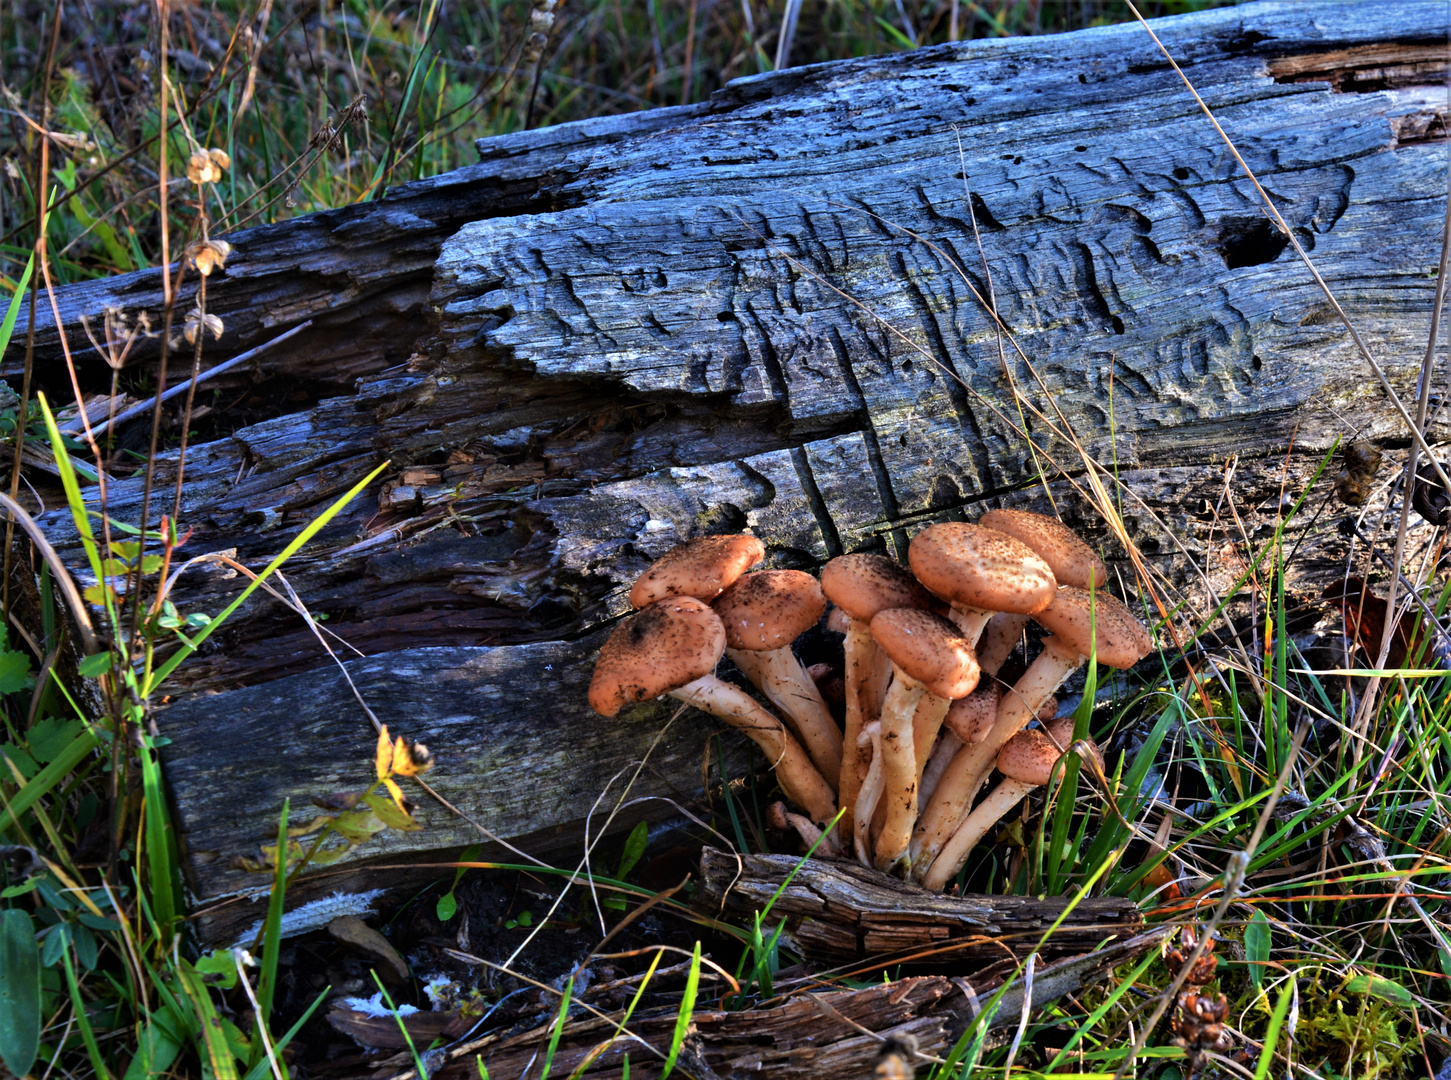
[713,569,827,651]
[588,597,726,716]
[945,682,1000,743]
[629,535,765,608]
[868,608,981,699]
[908,524,1057,614]
[820,553,935,623]
[977,509,1107,590]
[996,727,1063,787]
[1033,586,1152,669]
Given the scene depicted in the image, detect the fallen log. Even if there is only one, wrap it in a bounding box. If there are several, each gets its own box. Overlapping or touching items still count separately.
[695,848,1143,966]
[5,1,1449,941]
[408,927,1170,1080]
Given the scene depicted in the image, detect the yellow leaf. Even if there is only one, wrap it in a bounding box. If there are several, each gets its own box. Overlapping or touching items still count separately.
[375,725,392,782]
[384,777,406,810]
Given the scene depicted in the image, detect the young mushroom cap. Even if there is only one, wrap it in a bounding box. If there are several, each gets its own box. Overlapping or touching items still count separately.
[820,553,935,621]
[588,597,725,716]
[714,569,842,781]
[1034,587,1153,670]
[868,609,981,700]
[714,569,827,650]
[995,726,1065,787]
[588,597,837,824]
[977,509,1107,590]
[628,534,765,608]
[908,523,1058,628]
[944,682,1000,744]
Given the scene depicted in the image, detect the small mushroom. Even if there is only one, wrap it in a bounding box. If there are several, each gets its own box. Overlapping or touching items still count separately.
[628,535,764,608]
[921,681,999,806]
[908,523,1058,644]
[922,718,1102,891]
[864,608,979,873]
[713,569,842,781]
[588,597,837,824]
[910,586,1149,880]
[768,801,840,858]
[819,554,935,845]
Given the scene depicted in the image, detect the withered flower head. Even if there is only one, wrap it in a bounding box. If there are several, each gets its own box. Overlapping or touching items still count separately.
[183,308,225,345]
[187,238,232,276]
[187,151,222,185]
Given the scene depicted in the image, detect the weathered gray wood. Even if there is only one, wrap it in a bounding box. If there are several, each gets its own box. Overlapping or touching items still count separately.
[423,928,1170,1080]
[9,2,1450,942]
[696,848,1143,965]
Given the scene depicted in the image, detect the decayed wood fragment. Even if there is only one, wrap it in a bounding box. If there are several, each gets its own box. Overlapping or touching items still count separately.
[695,848,1143,965]
[5,2,1450,939]
[408,928,1170,1080]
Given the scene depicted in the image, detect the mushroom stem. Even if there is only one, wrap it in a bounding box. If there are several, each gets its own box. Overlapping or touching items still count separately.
[770,802,841,858]
[912,692,953,789]
[976,612,1029,675]
[945,605,993,647]
[669,675,838,825]
[919,729,961,807]
[838,616,879,846]
[908,637,1082,878]
[873,671,925,873]
[920,777,1035,892]
[854,721,884,866]
[728,647,844,782]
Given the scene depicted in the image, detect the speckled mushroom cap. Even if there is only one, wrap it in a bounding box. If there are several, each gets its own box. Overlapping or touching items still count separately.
[1040,714,1104,770]
[908,523,1057,614]
[713,569,827,651]
[978,509,1107,590]
[868,608,981,700]
[820,553,934,623]
[588,597,726,717]
[945,682,1000,743]
[1033,587,1152,669]
[629,535,765,608]
[996,727,1064,787]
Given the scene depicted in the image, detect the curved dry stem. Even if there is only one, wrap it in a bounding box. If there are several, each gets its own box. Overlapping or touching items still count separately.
[0,492,99,655]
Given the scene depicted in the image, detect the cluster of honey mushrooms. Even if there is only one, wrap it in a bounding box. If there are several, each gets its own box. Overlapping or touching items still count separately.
[588,511,1152,891]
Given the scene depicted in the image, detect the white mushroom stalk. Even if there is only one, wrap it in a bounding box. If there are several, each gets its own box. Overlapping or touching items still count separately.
[853,721,885,866]
[868,609,979,874]
[820,554,936,858]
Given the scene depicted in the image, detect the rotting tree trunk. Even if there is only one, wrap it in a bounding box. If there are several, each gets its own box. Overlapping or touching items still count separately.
[416,928,1170,1080]
[5,2,1450,945]
[695,849,1143,965]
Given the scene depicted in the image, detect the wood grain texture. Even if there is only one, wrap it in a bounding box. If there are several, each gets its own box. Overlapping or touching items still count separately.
[695,848,1143,965]
[426,928,1169,1080]
[8,2,1449,940]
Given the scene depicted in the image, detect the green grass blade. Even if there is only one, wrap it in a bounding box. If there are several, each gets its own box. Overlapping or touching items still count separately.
[660,942,701,1080]
[1253,980,1293,1079]
[1044,948,1159,1072]
[0,256,34,356]
[176,958,241,1080]
[62,945,113,1080]
[145,461,390,695]
[37,395,105,585]
[0,725,101,830]
[240,986,331,1080]
[251,797,291,1060]
[138,731,179,936]
[539,974,575,1080]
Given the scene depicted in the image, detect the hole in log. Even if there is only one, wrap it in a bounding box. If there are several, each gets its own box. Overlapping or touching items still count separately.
[1213,216,1289,269]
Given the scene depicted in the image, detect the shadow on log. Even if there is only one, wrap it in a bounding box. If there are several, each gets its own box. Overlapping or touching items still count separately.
[4,1,1449,941]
